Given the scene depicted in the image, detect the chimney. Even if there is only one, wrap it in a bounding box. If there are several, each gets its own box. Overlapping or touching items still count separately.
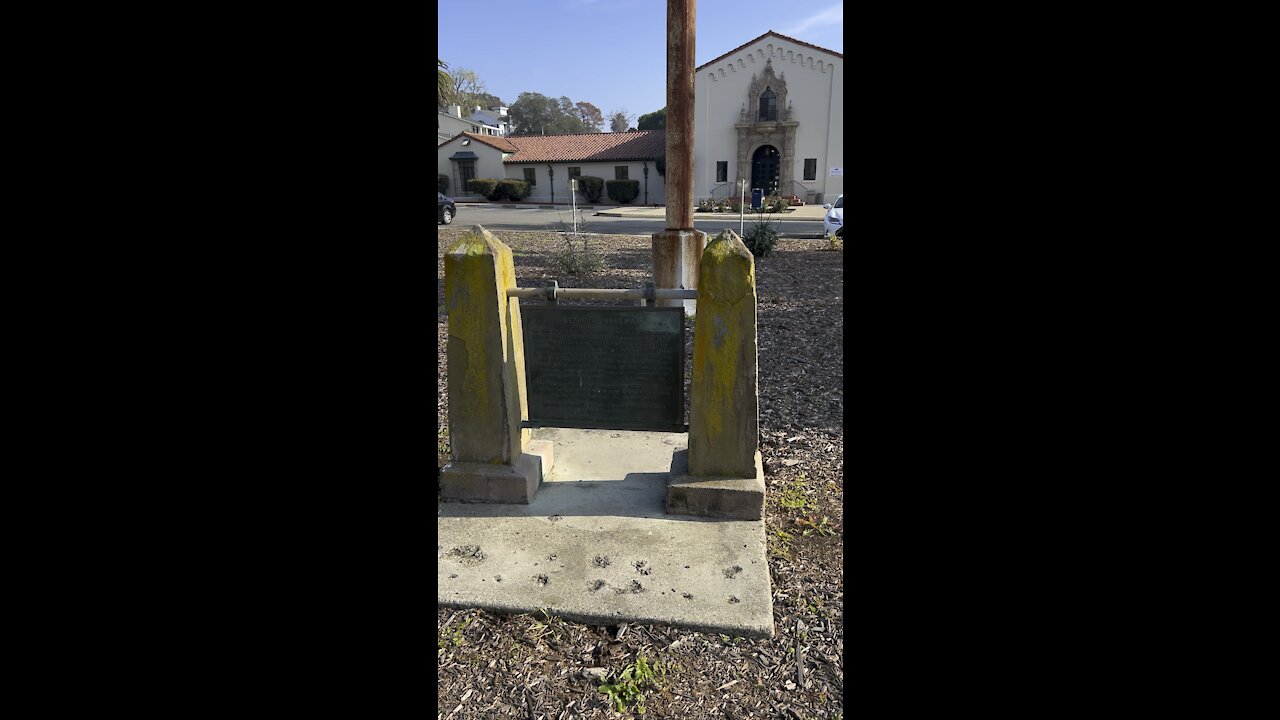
[449,105,462,118]
[473,106,481,114]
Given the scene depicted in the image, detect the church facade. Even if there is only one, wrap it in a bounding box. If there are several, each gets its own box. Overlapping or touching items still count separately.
[694,31,843,205]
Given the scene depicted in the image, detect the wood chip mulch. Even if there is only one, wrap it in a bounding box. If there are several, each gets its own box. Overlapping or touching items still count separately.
[438,228,844,720]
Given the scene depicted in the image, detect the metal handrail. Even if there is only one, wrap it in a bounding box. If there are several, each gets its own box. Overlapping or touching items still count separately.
[507,286,697,301]
[780,180,815,202]
[707,183,735,202]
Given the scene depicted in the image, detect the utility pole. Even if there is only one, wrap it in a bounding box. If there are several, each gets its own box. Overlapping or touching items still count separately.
[650,0,706,316]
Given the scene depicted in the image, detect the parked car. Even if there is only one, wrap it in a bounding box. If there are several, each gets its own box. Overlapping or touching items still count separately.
[438,192,456,225]
[823,195,843,237]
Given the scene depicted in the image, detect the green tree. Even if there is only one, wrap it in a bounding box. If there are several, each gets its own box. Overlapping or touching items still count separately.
[509,92,590,135]
[438,60,451,109]
[473,92,505,111]
[637,107,666,131]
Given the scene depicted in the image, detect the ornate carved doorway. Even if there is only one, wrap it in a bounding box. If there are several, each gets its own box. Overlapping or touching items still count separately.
[751,145,780,195]
[734,59,798,199]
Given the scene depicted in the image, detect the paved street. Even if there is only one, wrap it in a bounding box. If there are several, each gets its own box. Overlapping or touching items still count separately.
[444,204,827,238]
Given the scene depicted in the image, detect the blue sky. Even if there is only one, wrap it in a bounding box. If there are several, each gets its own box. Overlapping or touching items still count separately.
[437,0,842,129]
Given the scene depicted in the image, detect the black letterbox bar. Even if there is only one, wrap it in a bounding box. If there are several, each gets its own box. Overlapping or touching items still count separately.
[506,287,698,300]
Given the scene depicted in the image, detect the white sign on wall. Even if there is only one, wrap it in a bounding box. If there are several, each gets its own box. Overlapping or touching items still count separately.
[829,167,843,176]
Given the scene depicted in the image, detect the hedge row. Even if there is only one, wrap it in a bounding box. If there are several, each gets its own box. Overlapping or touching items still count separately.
[466,178,532,201]
[577,176,604,203]
[605,179,640,204]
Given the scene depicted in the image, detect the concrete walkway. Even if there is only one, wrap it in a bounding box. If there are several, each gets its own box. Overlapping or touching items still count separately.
[438,427,775,638]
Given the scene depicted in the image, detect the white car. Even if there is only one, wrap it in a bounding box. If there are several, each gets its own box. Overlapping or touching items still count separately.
[823,195,843,237]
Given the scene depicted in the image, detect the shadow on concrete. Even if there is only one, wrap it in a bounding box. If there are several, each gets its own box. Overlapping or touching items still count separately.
[438,470,720,523]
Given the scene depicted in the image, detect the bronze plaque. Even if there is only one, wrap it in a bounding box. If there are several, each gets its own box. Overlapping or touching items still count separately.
[521,306,684,432]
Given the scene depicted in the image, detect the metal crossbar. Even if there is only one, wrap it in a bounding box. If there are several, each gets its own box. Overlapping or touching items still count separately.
[506,284,697,302]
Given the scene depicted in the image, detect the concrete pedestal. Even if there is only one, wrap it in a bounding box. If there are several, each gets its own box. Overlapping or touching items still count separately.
[665,448,765,520]
[650,229,707,316]
[440,439,554,504]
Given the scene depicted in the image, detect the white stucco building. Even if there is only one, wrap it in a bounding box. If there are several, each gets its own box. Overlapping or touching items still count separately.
[469,106,511,136]
[435,30,841,205]
[437,130,667,205]
[437,106,506,145]
[694,31,843,204]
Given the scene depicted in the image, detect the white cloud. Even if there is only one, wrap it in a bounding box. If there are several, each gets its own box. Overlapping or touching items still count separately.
[781,3,843,37]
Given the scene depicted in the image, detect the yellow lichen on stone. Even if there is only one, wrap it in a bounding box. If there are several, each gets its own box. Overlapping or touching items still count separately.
[699,231,754,306]
[444,224,531,467]
[445,225,512,464]
[688,230,758,478]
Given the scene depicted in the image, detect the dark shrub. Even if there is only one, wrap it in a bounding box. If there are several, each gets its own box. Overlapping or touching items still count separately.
[744,215,778,257]
[438,174,449,194]
[606,179,640,204]
[495,179,531,201]
[467,178,499,198]
[578,176,605,203]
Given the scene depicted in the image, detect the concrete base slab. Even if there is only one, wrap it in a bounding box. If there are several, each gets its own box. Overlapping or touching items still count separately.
[438,428,775,639]
[439,440,554,504]
[666,449,766,520]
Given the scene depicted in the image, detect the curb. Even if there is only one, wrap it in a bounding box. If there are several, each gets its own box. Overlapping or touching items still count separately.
[594,211,825,222]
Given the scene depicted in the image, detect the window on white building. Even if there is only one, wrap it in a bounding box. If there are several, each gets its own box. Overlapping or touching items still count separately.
[615,166,629,180]
[523,168,536,186]
[804,158,817,181]
[716,161,727,183]
[759,88,777,122]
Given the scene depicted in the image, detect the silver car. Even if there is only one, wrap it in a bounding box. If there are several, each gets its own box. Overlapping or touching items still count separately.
[823,195,843,237]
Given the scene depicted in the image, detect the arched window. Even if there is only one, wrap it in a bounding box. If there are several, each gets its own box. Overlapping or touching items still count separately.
[759,87,777,121]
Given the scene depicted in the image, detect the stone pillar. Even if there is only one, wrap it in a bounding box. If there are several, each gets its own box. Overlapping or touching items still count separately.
[440,225,553,504]
[666,230,764,520]
[652,0,703,316]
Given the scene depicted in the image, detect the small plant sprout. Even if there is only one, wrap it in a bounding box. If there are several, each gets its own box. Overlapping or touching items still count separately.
[596,655,667,714]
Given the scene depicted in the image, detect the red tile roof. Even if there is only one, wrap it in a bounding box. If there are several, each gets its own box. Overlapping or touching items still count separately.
[696,30,842,72]
[440,130,665,163]
[501,130,665,163]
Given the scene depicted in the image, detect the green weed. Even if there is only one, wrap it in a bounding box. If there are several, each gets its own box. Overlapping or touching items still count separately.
[769,529,794,560]
[776,472,812,513]
[437,616,472,653]
[796,515,838,537]
[597,654,668,715]
[778,484,810,512]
